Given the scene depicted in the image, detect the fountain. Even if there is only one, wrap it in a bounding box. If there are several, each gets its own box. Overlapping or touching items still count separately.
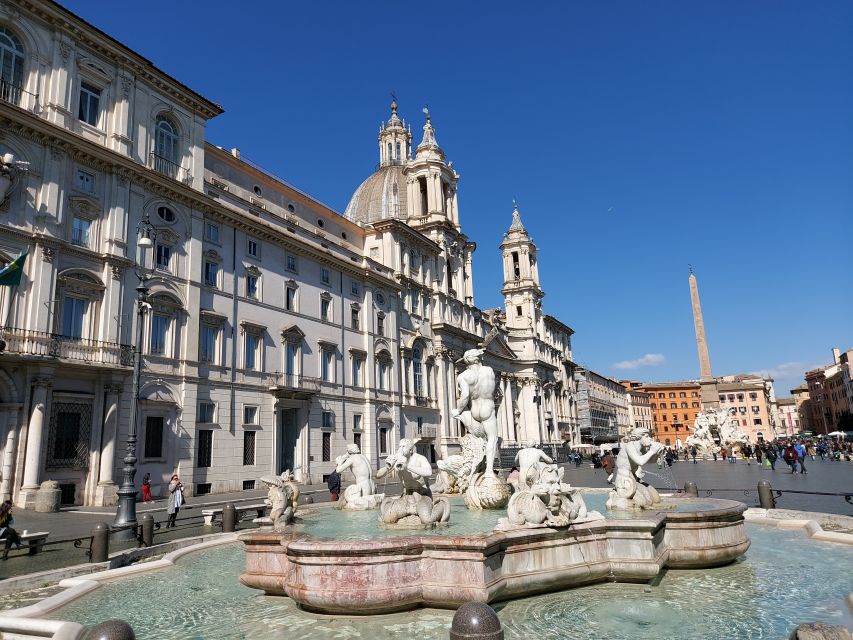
[376,439,451,528]
[686,406,751,458]
[334,444,384,510]
[606,426,665,511]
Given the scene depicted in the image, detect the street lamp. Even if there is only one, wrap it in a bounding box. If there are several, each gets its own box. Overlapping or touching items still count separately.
[113,213,156,541]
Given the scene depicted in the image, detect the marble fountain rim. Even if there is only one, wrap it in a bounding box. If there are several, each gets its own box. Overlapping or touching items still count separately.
[1,503,852,637]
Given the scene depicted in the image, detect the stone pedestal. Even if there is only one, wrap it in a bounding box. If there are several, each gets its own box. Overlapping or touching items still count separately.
[34,480,62,512]
[94,482,118,507]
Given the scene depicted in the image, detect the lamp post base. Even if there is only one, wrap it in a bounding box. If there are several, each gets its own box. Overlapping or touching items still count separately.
[112,488,139,543]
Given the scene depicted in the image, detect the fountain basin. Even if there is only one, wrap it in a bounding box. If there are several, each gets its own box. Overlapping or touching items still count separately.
[239,497,750,614]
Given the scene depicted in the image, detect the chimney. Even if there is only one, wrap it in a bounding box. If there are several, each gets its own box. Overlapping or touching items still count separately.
[230,148,240,159]
[832,347,841,364]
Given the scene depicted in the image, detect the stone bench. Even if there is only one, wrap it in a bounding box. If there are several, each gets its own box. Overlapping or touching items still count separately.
[20,531,49,555]
[202,503,267,526]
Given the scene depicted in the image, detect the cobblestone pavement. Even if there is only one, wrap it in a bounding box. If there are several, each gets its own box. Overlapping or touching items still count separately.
[562,457,853,515]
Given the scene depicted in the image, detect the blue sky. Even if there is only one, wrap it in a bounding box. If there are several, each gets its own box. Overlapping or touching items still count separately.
[64,0,852,394]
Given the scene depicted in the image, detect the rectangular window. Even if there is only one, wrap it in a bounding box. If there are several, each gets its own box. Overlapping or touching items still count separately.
[156,244,171,272]
[150,314,168,355]
[144,416,164,459]
[411,289,419,314]
[198,402,216,424]
[286,287,296,311]
[206,222,220,242]
[243,405,258,425]
[197,429,213,468]
[286,255,297,272]
[246,275,259,299]
[322,411,333,429]
[247,238,259,257]
[380,427,388,454]
[423,296,429,317]
[245,333,259,370]
[320,297,331,321]
[753,418,762,425]
[243,480,256,490]
[379,361,388,391]
[75,169,95,193]
[353,432,361,449]
[200,325,218,364]
[353,414,362,431]
[243,430,256,466]
[749,392,758,401]
[516,305,523,317]
[204,261,218,287]
[322,431,331,462]
[377,314,384,336]
[62,296,88,339]
[321,349,334,382]
[285,342,297,375]
[351,281,359,295]
[352,358,363,387]
[321,268,331,284]
[71,217,91,247]
[78,82,100,126]
[351,307,359,330]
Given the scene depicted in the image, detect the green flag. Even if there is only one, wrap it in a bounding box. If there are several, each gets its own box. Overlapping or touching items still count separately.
[0,251,28,287]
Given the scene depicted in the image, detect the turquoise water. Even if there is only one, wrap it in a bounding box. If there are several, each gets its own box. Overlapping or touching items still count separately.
[48,523,853,639]
[295,493,727,540]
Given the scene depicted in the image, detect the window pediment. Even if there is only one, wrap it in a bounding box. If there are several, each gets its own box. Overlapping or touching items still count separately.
[69,196,100,218]
[319,291,332,301]
[58,271,104,296]
[280,324,305,343]
[204,249,221,261]
[76,58,113,84]
[350,302,361,311]
[156,227,180,244]
[149,293,182,315]
[284,278,299,289]
[318,339,337,350]
[199,309,227,325]
[349,347,367,357]
[245,264,261,277]
[240,319,266,335]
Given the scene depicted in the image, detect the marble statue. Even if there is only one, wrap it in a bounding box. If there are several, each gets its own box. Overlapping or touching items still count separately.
[687,406,750,458]
[376,438,450,527]
[452,349,510,510]
[496,462,595,530]
[335,444,384,510]
[258,470,300,530]
[514,446,553,491]
[606,426,663,511]
[0,153,17,203]
[433,433,483,494]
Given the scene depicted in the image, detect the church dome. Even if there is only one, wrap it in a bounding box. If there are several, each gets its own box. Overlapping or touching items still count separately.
[344,164,408,224]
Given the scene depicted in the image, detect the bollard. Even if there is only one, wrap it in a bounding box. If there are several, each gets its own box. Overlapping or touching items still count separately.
[450,602,504,640]
[90,522,110,563]
[683,481,699,497]
[222,503,237,532]
[83,618,136,640]
[757,480,776,509]
[141,513,154,547]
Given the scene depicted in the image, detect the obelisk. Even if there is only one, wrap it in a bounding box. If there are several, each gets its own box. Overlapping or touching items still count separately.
[689,270,719,407]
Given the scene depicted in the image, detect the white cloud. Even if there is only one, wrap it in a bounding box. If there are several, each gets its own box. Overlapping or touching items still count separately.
[750,361,820,383]
[612,353,666,370]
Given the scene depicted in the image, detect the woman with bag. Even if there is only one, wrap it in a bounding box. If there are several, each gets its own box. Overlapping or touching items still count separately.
[166,474,185,528]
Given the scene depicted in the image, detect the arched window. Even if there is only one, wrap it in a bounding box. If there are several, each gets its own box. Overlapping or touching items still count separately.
[413,346,423,397]
[386,142,392,163]
[154,116,179,166]
[0,27,25,103]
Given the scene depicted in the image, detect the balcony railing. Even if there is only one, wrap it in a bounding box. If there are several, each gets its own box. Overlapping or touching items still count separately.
[0,79,39,112]
[0,327,133,367]
[415,396,430,407]
[266,372,321,394]
[150,152,191,184]
[416,424,437,438]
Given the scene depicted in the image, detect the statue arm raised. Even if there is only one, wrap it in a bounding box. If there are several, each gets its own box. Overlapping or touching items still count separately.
[335,456,353,474]
[407,454,433,478]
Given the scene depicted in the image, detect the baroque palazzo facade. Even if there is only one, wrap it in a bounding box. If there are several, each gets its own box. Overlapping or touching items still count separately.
[0,0,579,507]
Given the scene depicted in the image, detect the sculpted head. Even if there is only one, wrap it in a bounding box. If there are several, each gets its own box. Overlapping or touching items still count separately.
[462,349,484,365]
[346,443,360,455]
[394,438,417,470]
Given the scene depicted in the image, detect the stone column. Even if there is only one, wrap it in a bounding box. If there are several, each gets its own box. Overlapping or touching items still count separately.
[0,406,21,502]
[95,384,122,506]
[18,379,51,508]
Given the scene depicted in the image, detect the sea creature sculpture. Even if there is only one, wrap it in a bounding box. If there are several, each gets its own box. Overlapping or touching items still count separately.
[376,438,450,527]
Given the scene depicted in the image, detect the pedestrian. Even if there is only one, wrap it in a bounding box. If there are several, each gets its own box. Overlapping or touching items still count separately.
[712,450,718,462]
[166,474,184,528]
[0,500,22,561]
[783,444,798,473]
[765,446,777,471]
[327,469,341,501]
[690,446,698,464]
[141,472,153,503]
[744,444,752,466]
[755,446,763,465]
[807,443,816,462]
[794,441,807,474]
[721,447,728,462]
[664,448,674,467]
[602,451,616,476]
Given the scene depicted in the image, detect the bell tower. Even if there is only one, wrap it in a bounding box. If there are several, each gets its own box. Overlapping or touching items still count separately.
[500,204,543,333]
[405,110,459,227]
[377,99,411,167]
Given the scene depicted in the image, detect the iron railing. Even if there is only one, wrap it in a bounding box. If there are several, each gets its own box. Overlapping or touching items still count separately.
[266,372,321,392]
[0,326,133,367]
[150,152,191,184]
[0,78,39,111]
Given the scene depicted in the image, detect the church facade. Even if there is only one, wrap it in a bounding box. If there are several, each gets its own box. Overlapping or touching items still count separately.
[0,0,579,507]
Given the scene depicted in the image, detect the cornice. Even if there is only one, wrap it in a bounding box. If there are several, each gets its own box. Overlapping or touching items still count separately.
[12,0,223,119]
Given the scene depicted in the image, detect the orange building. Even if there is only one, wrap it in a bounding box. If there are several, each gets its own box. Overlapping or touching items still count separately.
[634,381,702,446]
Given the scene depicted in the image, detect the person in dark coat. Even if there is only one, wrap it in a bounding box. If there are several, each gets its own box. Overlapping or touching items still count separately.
[327,470,342,501]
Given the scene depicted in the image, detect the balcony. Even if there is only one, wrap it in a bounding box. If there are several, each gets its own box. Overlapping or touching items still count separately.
[416,424,437,438]
[0,327,132,367]
[0,79,39,113]
[415,396,430,407]
[150,152,191,184]
[266,372,321,399]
